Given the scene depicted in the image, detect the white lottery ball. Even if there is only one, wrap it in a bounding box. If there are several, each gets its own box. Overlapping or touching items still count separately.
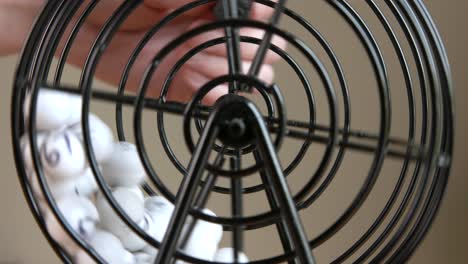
[30,167,97,200]
[41,130,86,181]
[144,196,174,214]
[54,168,99,199]
[144,197,174,242]
[68,113,114,163]
[145,211,171,243]
[20,132,47,175]
[45,196,99,255]
[70,168,99,197]
[75,230,136,264]
[134,251,155,264]
[177,242,218,263]
[118,225,148,252]
[96,188,147,251]
[188,209,223,244]
[176,209,222,263]
[142,245,159,259]
[101,142,146,187]
[213,248,249,263]
[68,94,83,123]
[121,186,145,202]
[97,187,145,225]
[24,89,82,131]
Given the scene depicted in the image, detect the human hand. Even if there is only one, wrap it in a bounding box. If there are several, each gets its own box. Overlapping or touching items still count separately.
[66,0,286,103]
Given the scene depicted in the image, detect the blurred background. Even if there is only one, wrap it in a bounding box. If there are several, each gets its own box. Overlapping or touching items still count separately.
[0,1,466,263]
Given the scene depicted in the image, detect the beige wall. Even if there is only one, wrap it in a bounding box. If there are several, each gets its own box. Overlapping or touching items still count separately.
[0,1,466,263]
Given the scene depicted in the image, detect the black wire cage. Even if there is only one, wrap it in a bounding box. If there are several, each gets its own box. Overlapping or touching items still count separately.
[11,0,454,263]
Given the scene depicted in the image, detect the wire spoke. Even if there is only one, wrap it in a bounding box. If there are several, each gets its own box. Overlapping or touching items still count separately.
[41,83,211,118]
[219,0,244,93]
[41,83,422,160]
[268,117,408,146]
[275,127,425,161]
[231,150,243,260]
[242,0,288,92]
[254,150,296,264]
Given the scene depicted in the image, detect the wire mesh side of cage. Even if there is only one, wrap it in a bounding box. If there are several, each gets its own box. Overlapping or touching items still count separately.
[11,0,453,263]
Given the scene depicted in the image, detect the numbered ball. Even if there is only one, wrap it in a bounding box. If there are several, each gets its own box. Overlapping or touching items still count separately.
[37,167,98,200]
[68,113,114,163]
[133,251,155,264]
[45,196,99,255]
[24,89,82,131]
[20,132,47,175]
[188,209,223,245]
[178,241,218,263]
[141,245,159,261]
[96,187,147,251]
[30,167,97,200]
[120,186,145,202]
[101,142,146,187]
[177,209,222,263]
[145,211,171,243]
[41,130,87,181]
[97,187,145,226]
[213,248,249,263]
[68,94,83,123]
[75,230,135,264]
[69,168,99,197]
[144,196,174,214]
[144,197,175,242]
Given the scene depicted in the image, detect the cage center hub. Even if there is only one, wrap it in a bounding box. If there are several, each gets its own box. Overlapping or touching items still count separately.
[216,95,256,149]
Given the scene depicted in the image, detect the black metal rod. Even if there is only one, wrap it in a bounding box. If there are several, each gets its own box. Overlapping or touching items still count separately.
[271,118,408,146]
[39,85,418,153]
[53,0,99,86]
[40,83,210,119]
[231,152,243,261]
[244,0,288,93]
[176,152,225,253]
[30,83,419,164]
[23,0,106,262]
[154,107,222,264]
[256,132,315,264]
[11,2,80,261]
[221,0,243,92]
[41,83,422,162]
[254,151,297,264]
[281,127,423,161]
[245,99,315,263]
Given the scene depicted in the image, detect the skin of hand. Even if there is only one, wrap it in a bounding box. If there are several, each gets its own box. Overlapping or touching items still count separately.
[1,0,286,104]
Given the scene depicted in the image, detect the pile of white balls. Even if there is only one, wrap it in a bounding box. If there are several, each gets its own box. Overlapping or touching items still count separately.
[21,89,249,263]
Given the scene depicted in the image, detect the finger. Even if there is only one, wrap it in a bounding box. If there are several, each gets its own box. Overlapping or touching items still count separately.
[250,0,279,21]
[87,1,167,31]
[204,85,229,105]
[174,68,229,105]
[65,18,192,99]
[89,1,211,30]
[184,20,287,63]
[185,52,275,82]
